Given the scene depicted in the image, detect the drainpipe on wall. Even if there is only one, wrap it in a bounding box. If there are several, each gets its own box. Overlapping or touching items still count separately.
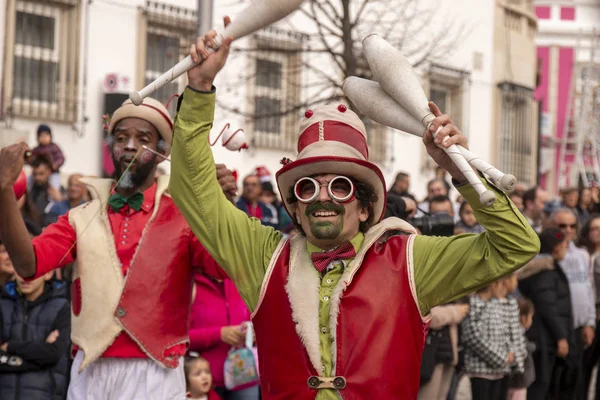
[75,0,91,140]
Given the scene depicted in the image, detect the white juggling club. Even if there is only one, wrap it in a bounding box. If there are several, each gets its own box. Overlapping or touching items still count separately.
[343,77,515,192]
[362,33,514,206]
[129,0,305,105]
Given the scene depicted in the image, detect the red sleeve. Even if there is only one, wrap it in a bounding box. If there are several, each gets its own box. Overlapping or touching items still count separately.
[189,232,228,279]
[189,326,223,351]
[30,213,76,280]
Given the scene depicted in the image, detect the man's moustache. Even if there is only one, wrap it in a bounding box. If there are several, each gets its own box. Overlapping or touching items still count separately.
[305,201,345,216]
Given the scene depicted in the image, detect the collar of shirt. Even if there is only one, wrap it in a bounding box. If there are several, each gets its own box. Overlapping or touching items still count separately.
[306,232,365,260]
[109,182,157,215]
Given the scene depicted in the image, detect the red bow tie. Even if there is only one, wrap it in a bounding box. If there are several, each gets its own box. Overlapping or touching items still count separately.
[311,241,356,273]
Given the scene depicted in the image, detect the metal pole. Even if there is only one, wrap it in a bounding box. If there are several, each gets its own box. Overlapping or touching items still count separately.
[197,0,213,36]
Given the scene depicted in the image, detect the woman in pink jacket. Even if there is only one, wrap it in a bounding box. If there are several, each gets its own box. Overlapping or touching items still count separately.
[190,272,260,400]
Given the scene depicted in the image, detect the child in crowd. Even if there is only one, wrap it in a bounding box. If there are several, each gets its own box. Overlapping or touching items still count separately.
[184,353,221,400]
[31,124,65,189]
[508,298,537,400]
[0,240,16,287]
[500,273,528,398]
[0,270,70,398]
[462,282,514,400]
[454,201,484,234]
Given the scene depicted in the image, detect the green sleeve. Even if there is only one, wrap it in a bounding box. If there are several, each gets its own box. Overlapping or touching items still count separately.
[413,178,540,315]
[169,87,283,310]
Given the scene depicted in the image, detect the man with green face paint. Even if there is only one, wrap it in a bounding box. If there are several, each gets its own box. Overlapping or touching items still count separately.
[168,21,541,400]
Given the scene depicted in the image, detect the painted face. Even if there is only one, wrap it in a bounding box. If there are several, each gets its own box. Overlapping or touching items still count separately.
[293,174,369,250]
[110,118,161,189]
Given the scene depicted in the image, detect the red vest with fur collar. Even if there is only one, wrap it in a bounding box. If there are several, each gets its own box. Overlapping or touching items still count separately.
[252,229,429,399]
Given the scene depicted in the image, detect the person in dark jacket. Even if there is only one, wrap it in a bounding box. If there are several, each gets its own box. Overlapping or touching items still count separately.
[235,174,279,229]
[517,228,574,400]
[0,270,70,400]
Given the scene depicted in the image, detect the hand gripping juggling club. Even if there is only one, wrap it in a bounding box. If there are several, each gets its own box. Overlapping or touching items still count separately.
[129,0,305,105]
[362,33,516,206]
[343,77,515,193]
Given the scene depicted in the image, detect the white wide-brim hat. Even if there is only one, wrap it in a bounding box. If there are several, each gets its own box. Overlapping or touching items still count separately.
[108,97,173,156]
[276,104,386,228]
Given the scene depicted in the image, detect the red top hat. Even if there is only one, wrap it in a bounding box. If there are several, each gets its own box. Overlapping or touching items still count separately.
[276,104,386,228]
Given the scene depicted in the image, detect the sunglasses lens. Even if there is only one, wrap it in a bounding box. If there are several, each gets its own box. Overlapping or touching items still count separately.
[329,176,353,201]
[295,178,317,201]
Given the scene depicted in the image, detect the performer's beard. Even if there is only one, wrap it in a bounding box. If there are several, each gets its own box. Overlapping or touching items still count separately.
[112,154,157,190]
[305,201,345,240]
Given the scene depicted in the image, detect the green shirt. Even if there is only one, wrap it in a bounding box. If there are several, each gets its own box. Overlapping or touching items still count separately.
[169,87,540,399]
[307,233,365,400]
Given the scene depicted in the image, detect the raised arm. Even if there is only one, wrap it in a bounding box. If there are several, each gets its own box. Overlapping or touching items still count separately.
[408,103,539,315]
[169,27,282,311]
[0,143,38,278]
[414,179,539,314]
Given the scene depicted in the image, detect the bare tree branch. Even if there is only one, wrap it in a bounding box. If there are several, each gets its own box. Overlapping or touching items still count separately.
[320,0,343,23]
[351,0,370,27]
[219,0,471,137]
[309,0,347,75]
[299,6,343,38]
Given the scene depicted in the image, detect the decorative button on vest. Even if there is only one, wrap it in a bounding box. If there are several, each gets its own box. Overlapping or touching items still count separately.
[306,376,347,390]
[307,376,320,389]
[116,307,126,318]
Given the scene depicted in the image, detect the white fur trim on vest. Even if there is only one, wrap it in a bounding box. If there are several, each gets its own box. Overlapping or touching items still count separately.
[284,217,417,375]
[68,175,170,370]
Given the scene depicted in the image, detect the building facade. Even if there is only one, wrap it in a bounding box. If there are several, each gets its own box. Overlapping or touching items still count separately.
[535,0,600,195]
[0,0,539,201]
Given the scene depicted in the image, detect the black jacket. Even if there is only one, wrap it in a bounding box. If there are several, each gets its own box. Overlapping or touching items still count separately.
[518,255,575,355]
[0,281,70,400]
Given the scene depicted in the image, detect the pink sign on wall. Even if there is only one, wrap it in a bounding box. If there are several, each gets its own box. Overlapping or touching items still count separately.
[536,6,551,19]
[560,6,575,20]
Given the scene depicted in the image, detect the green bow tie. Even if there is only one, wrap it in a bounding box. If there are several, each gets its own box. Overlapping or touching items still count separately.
[108,192,144,212]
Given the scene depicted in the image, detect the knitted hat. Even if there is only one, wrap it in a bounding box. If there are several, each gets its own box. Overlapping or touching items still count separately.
[108,97,173,156]
[37,124,51,137]
[255,166,271,183]
[262,181,275,195]
[276,104,386,227]
[539,228,565,254]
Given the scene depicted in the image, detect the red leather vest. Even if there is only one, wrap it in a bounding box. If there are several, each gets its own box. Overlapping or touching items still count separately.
[114,196,194,368]
[252,234,429,399]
